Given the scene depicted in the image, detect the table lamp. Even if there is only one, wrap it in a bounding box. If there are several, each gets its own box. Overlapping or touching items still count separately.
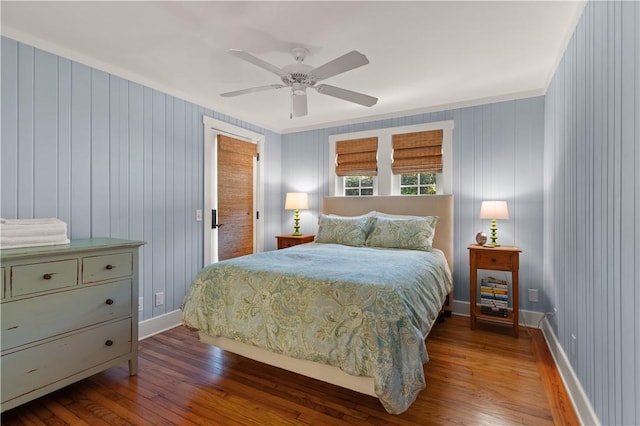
[479,201,509,247]
[285,192,309,236]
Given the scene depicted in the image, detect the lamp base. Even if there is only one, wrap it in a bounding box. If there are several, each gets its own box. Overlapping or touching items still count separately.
[488,218,500,246]
[292,209,301,236]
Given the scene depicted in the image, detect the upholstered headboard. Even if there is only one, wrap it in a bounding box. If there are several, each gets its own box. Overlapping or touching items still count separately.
[322,195,454,272]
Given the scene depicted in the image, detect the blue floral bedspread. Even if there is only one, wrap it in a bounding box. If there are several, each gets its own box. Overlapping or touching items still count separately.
[181,243,452,413]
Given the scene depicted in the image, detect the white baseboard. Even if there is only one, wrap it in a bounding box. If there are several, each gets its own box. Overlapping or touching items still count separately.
[452,300,545,328]
[138,310,182,340]
[540,317,600,426]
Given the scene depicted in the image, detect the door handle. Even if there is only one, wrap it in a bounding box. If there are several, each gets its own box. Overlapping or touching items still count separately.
[212,209,224,229]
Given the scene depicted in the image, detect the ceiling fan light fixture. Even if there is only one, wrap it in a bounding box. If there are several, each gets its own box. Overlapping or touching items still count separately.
[292,82,306,96]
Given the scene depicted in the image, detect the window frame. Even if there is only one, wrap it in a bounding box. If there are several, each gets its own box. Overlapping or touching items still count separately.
[328,120,453,196]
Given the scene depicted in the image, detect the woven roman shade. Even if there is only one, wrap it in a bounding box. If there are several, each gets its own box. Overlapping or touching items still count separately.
[335,137,378,176]
[392,129,443,174]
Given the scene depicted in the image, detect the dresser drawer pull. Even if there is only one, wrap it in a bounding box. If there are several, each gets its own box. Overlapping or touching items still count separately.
[43,273,54,280]
[105,298,114,305]
[105,339,114,347]
[491,258,497,263]
[105,264,115,270]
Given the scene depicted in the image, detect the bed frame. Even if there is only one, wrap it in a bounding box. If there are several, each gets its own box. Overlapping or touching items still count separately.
[198,194,454,398]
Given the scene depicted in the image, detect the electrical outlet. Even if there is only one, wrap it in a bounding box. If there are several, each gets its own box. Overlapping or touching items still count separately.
[138,297,143,312]
[528,288,538,302]
[155,292,164,307]
[195,209,203,221]
[570,333,577,360]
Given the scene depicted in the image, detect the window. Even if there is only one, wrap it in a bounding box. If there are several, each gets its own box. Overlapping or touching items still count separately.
[333,137,378,196]
[400,173,436,195]
[329,120,453,196]
[345,176,374,196]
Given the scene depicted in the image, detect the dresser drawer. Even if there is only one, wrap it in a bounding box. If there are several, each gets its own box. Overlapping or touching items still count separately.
[83,252,132,283]
[1,318,131,404]
[1,279,132,351]
[475,251,513,270]
[11,259,78,296]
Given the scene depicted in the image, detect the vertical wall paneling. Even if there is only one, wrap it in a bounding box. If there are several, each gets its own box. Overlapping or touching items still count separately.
[151,90,166,318]
[1,38,19,218]
[118,78,130,239]
[0,36,279,321]
[164,96,175,312]
[70,62,91,238]
[90,69,111,237]
[543,0,639,423]
[128,82,145,306]
[33,49,58,218]
[620,2,637,424]
[17,43,34,218]
[173,99,187,310]
[57,58,72,225]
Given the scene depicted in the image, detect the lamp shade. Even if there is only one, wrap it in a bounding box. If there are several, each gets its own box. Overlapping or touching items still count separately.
[285,192,309,210]
[479,201,509,220]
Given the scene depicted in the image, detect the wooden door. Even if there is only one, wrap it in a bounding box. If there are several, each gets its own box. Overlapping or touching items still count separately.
[217,135,257,261]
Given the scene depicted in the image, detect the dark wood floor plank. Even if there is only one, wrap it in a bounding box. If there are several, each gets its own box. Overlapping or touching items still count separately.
[1,315,578,426]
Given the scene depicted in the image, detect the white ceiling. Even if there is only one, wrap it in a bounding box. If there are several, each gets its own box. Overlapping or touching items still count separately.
[1,1,585,133]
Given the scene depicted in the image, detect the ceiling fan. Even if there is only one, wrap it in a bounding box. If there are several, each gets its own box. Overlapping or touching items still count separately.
[220,47,378,118]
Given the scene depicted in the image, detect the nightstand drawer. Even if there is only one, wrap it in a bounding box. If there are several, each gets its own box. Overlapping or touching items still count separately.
[82,252,132,283]
[276,235,314,249]
[11,259,78,296]
[475,251,513,270]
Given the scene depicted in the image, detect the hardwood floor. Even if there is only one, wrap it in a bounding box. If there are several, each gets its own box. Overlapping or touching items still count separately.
[1,315,578,425]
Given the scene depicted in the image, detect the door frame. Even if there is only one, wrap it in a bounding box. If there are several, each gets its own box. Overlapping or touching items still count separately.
[203,116,264,265]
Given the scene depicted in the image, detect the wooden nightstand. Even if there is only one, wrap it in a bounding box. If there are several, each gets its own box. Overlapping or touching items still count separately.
[468,244,521,337]
[275,234,315,249]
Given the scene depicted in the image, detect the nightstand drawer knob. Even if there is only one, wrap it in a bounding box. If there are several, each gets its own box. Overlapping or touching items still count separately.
[105,298,114,305]
[43,273,54,280]
[105,339,114,347]
[491,258,497,263]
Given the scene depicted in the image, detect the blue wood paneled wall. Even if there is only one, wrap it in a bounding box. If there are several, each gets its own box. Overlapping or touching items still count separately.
[0,37,282,320]
[544,1,639,424]
[282,97,545,312]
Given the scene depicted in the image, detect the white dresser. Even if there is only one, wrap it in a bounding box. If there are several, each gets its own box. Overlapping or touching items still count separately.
[0,238,144,412]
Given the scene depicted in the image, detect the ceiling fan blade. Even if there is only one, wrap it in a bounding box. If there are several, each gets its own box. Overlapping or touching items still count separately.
[228,49,289,78]
[310,50,370,81]
[315,84,378,107]
[220,84,285,97]
[291,92,308,117]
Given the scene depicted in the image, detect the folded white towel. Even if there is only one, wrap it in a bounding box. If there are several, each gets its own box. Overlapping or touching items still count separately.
[0,218,64,226]
[0,238,70,250]
[1,233,69,245]
[0,222,67,238]
[0,218,69,249]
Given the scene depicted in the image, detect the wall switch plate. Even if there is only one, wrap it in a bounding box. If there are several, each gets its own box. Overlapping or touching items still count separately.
[138,297,143,312]
[528,288,539,302]
[155,292,164,307]
[196,209,203,221]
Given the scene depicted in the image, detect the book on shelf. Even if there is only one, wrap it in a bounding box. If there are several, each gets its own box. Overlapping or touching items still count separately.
[480,305,509,317]
[480,285,508,294]
[480,297,508,306]
[481,276,509,289]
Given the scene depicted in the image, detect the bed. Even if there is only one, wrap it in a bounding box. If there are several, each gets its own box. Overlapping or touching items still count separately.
[181,195,453,414]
